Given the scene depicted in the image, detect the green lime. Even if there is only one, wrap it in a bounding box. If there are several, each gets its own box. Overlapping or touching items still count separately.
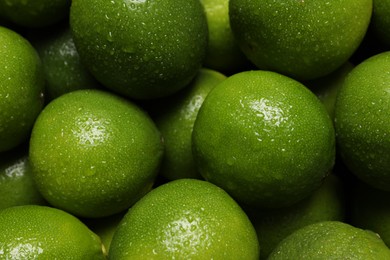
[0,26,44,153]
[351,180,390,248]
[192,70,335,208]
[268,221,390,259]
[0,0,70,28]
[306,62,354,120]
[229,0,372,80]
[35,26,100,100]
[70,0,208,99]
[372,0,390,47]
[153,68,226,180]
[247,174,346,259]
[0,205,105,259]
[200,0,250,73]
[109,179,259,259]
[29,89,164,218]
[0,145,46,210]
[335,51,390,191]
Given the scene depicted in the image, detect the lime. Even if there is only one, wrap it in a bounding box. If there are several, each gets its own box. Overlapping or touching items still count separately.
[153,68,226,180]
[70,0,208,99]
[0,145,46,210]
[351,180,390,248]
[0,0,70,28]
[109,179,259,259]
[35,26,100,100]
[200,0,250,73]
[229,0,372,80]
[268,221,390,259]
[0,26,44,153]
[334,51,390,191]
[247,174,346,259]
[0,205,105,259]
[192,70,335,208]
[29,89,164,218]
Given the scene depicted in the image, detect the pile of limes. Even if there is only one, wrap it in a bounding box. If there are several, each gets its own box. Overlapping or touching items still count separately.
[1,0,390,259]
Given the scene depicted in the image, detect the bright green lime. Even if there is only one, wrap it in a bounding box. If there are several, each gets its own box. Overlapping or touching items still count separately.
[70,0,208,99]
[335,51,390,191]
[192,70,335,208]
[0,205,105,259]
[29,89,164,218]
[109,179,259,259]
[0,26,44,153]
[0,0,70,28]
[153,68,226,180]
[268,221,390,259]
[229,0,372,80]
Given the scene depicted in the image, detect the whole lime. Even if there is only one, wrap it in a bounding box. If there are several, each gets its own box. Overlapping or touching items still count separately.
[70,0,208,99]
[335,51,390,191]
[109,179,259,259]
[192,70,335,208]
[29,89,164,218]
[229,0,372,80]
[0,205,105,259]
[0,26,44,153]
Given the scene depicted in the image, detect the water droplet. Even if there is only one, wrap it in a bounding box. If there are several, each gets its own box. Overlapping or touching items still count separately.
[107,31,114,42]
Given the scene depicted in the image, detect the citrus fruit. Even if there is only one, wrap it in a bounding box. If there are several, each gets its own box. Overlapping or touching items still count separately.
[371,0,390,47]
[0,26,44,153]
[229,0,372,80]
[0,205,105,259]
[153,68,226,180]
[70,0,208,99]
[29,89,164,218]
[200,0,250,73]
[247,174,346,259]
[334,51,390,191]
[350,180,390,248]
[268,221,390,259]
[0,0,70,28]
[306,62,354,119]
[192,70,335,208]
[0,145,46,210]
[109,179,259,259]
[35,26,100,100]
